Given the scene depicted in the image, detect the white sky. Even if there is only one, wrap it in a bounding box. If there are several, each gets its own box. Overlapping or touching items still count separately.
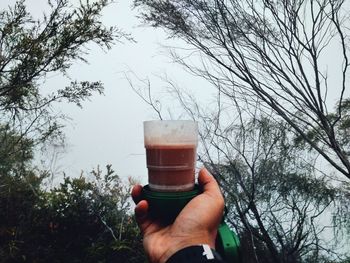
[49,0,166,183]
[0,0,348,186]
[45,0,183,184]
[0,0,212,184]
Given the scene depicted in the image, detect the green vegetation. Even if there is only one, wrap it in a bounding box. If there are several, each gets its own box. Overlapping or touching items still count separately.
[0,160,145,262]
[0,1,144,262]
[1,0,350,262]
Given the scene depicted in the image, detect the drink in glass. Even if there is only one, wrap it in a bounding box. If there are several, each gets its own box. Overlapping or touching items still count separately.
[144,120,198,192]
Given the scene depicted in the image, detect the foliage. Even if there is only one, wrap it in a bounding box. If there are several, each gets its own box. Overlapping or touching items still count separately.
[0,124,33,176]
[0,94,145,262]
[204,116,349,263]
[0,164,145,263]
[0,0,125,152]
[130,75,350,261]
[0,1,146,262]
[132,1,350,259]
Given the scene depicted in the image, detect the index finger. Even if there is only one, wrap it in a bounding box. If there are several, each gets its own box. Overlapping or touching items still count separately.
[131,184,143,204]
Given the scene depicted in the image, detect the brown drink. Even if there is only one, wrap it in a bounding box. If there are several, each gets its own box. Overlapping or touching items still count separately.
[144,120,198,192]
[146,144,196,192]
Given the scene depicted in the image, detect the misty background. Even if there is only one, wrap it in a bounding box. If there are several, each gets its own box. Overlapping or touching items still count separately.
[0,0,342,183]
[0,0,211,184]
[1,0,349,262]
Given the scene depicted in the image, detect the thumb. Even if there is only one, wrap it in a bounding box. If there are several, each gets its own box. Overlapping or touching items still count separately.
[198,168,222,199]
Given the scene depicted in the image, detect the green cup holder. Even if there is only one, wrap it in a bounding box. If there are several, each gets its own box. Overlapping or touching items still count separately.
[142,184,200,221]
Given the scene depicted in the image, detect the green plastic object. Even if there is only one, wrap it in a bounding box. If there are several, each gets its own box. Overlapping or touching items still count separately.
[142,184,200,221]
[216,221,240,262]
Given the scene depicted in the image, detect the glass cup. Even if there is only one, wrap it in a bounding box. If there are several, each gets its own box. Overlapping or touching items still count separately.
[144,120,198,192]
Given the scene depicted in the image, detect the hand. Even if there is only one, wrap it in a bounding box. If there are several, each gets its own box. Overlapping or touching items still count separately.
[131,168,225,263]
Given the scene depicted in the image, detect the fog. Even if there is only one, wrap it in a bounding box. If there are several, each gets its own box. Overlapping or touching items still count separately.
[0,0,213,184]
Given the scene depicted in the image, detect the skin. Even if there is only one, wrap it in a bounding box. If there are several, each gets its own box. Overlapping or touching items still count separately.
[131,168,225,263]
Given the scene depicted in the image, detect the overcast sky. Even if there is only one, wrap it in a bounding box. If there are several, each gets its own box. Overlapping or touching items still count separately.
[47,0,180,184]
[1,0,347,185]
[0,0,214,184]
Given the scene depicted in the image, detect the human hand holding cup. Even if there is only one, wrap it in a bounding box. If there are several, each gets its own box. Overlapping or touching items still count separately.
[131,120,239,263]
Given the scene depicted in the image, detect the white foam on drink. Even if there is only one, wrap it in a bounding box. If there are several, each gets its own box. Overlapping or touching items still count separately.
[144,120,198,146]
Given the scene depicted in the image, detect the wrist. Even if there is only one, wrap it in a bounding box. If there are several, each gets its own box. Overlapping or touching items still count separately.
[158,234,216,263]
[166,245,223,263]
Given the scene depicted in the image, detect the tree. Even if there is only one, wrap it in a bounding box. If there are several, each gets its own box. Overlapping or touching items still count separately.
[0,123,33,176]
[0,0,126,155]
[0,114,145,262]
[134,0,350,180]
[129,78,350,261]
[131,78,350,262]
[0,1,147,261]
[204,116,347,263]
[0,160,145,262]
[32,165,144,263]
